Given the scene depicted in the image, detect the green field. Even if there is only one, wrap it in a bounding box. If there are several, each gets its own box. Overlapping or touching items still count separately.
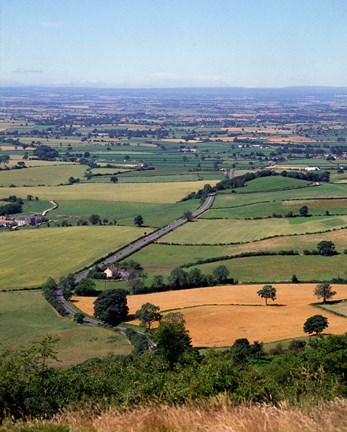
[159,215,347,244]
[192,255,347,283]
[0,226,149,289]
[0,290,131,366]
[0,165,86,186]
[0,180,217,204]
[56,199,199,227]
[240,176,311,192]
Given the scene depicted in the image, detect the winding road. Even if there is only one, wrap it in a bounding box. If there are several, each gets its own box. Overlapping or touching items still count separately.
[55,193,216,326]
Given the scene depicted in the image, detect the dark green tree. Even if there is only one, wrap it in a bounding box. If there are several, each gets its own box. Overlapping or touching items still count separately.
[134,215,144,227]
[94,289,128,326]
[184,210,193,221]
[212,265,230,284]
[135,303,162,330]
[89,214,101,225]
[168,268,189,289]
[257,285,277,305]
[316,241,336,256]
[299,205,309,217]
[74,312,85,324]
[75,278,96,296]
[110,176,118,183]
[314,282,336,303]
[154,312,192,368]
[303,315,329,335]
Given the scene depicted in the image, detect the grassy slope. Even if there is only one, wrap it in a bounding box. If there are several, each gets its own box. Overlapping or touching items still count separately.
[0,226,149,289]
[241,176,311,192]
[0,290,131,366]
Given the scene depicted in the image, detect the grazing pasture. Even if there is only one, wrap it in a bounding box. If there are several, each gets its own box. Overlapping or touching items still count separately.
[0,290,131,366]
[74,284,347,347]
[0,226,149,289]
[159,216,347,244]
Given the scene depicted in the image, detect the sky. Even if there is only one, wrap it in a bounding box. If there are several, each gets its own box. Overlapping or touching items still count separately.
[1,0,347,88]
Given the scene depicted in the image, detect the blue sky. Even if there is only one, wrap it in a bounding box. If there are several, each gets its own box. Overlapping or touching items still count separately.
[1,0,347,87]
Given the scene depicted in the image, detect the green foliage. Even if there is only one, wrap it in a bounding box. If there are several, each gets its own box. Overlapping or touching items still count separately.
[299,205,309,217]
[303,315,329,335]
[75,278,97,296]
[94,289,128,326]
[154,312,192,368]
[212,265,229,283]
[257,285,277,305]
[314,282,336,303]
[89,214,101,225]
[316,240,337,256]
[135,303,162,329]
[230,338,264,364]
[74,313,85,324]
[134,214,144,227]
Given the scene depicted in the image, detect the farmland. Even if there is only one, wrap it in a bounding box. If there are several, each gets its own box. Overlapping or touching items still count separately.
[74,283,347,347]
[0,290,131,366]
[0,180,216,204]
[0,226,149,289]
[158,215,347,244]
[1,86,347,368]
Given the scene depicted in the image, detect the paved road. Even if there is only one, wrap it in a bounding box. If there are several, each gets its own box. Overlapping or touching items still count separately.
[55,193,216,330]
[74,193,216,283]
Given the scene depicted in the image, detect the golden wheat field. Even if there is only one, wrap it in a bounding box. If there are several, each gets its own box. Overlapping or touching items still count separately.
[73,284,347,346]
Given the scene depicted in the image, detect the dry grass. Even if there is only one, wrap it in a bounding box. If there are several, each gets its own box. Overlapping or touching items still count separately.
[74,284,347,347]
[45,397,347,432]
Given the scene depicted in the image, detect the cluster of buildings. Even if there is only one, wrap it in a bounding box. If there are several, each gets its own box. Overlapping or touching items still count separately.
[103,264,132,280]
[0,214,47,229]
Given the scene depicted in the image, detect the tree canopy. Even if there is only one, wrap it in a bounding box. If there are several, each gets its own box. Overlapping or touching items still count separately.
[314,282,336,303]
[316,241,336,256]
[135,303,162,330]
[257,285,277,305]
[303,315,329,335]
[94,289,128,326]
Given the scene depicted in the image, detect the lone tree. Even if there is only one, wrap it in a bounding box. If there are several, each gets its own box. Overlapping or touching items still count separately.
[257,285,277,305]
[314,282,336,304]
[316,241,336,256]
[135,303,162,330]
[134,215,144,227]
[299,205,309,217]
[94,289,128,326]
[110,176,118,183]
[154,312,192,368]
[303,315,329,335]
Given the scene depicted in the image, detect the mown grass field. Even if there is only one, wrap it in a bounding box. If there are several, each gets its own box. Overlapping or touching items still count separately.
[0,180,217,204]
[0,290,131,366]
[159,215,347,244]
[0,165,85,186]
[74,284,347,347]
[0,226,149,289]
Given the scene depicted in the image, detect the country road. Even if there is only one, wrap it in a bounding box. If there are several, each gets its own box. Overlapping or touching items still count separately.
[55,193,216,326]
[74,193,216,283]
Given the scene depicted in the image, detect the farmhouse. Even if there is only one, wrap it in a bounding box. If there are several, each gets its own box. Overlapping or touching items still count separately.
[104,264,132,280]
[304,167,320,171]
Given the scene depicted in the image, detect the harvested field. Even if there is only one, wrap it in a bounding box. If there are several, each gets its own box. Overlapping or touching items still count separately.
[74,284,347,347]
